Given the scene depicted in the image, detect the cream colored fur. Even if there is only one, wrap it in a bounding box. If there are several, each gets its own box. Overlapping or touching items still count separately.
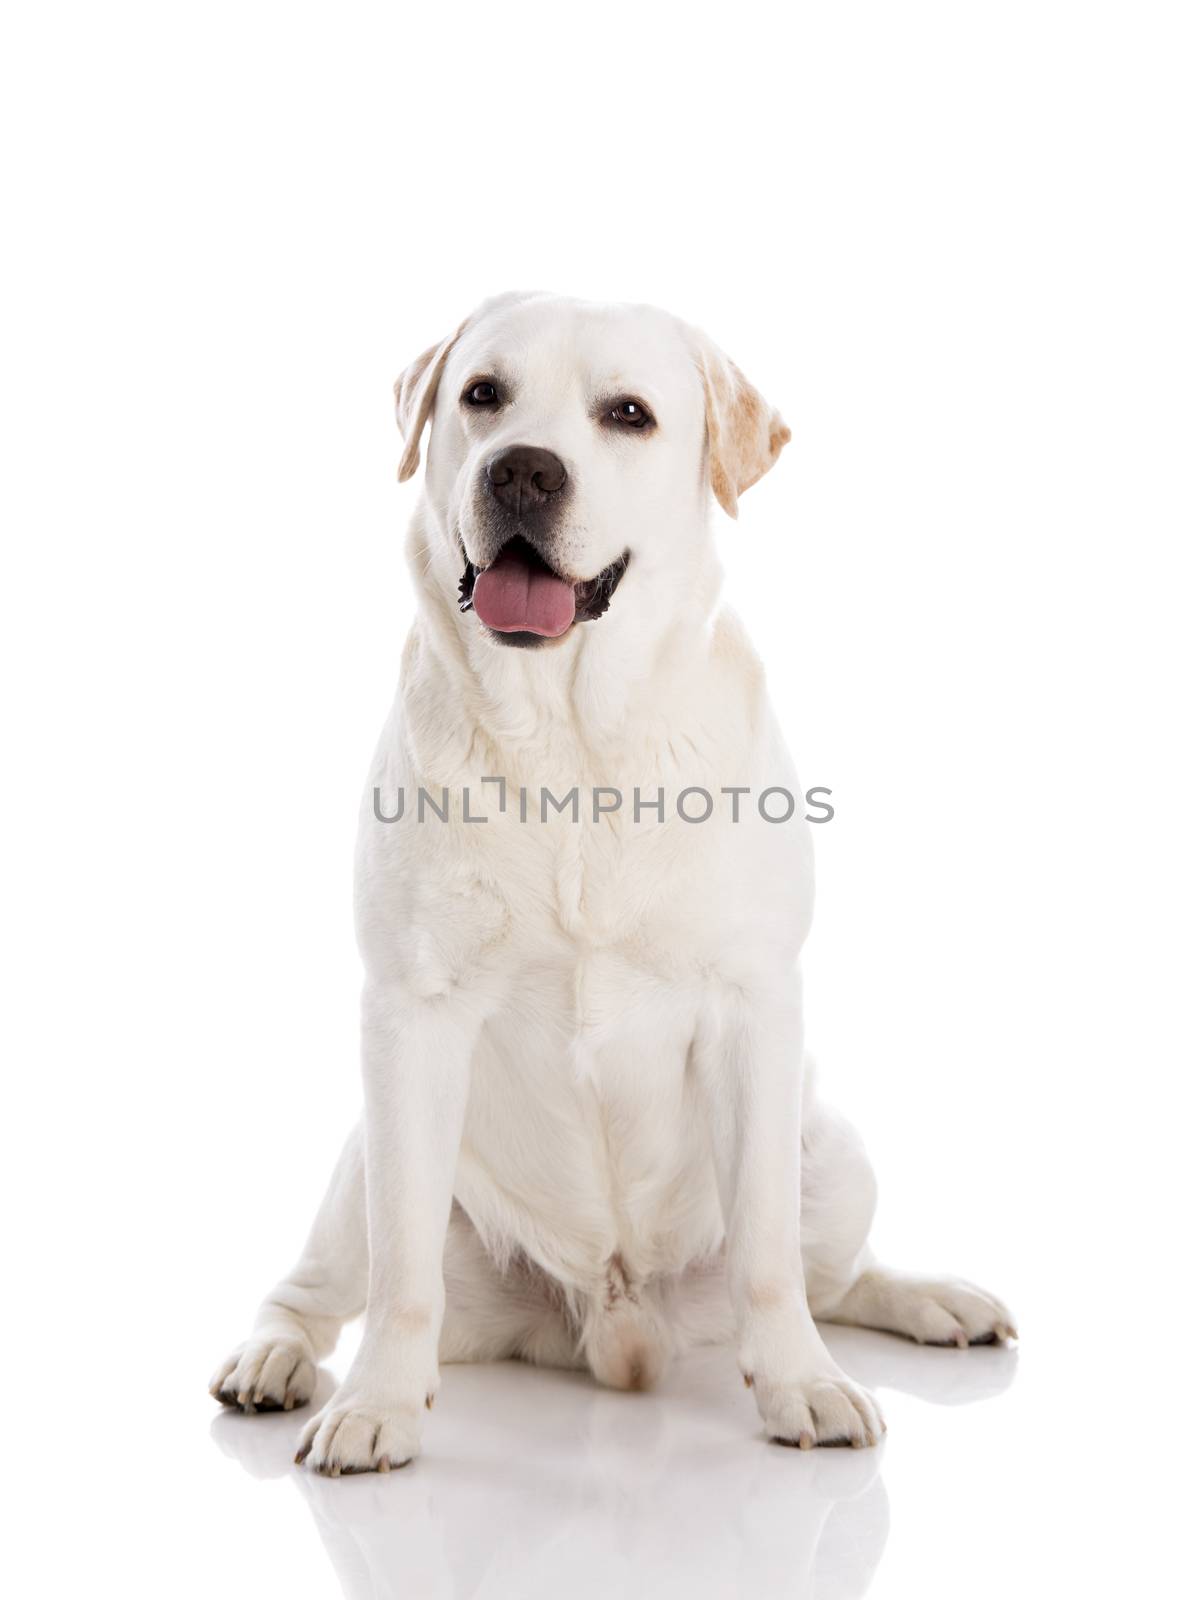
[211,293,1014,1474]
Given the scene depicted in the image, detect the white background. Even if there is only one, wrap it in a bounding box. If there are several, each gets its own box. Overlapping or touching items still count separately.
[3,3,1197,1595]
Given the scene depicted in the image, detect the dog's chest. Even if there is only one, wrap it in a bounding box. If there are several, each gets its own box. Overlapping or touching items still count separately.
[465,939,719,1282]
[488,793,724,952]
[452,808,729,1277]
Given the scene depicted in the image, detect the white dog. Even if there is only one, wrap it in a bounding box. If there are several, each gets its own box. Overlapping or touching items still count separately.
[211,292,1015,1474]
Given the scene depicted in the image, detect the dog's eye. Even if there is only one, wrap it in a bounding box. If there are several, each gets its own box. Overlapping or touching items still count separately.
[463,380,500,407]
[610,399,653,430]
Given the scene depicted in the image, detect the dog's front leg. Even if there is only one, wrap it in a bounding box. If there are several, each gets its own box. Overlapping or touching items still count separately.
[696,978,885,1449]
[295,985,478,1474]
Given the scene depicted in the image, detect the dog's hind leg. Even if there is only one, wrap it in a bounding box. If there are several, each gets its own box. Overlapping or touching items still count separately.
[440,1206,583,1371]
[822,1264,1017,1347]
[210,1123,369,1413]
[211,1128,581,1412]
[801,1090,1017,1348]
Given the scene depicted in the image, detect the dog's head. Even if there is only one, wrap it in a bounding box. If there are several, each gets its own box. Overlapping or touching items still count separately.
[396,293,790,649]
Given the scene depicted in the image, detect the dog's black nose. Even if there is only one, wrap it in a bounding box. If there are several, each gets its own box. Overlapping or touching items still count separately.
[486,445,567,514]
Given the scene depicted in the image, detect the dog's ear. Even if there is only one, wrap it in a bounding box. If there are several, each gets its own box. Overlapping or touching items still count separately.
[394,319,468,482]
[695,341,791,518]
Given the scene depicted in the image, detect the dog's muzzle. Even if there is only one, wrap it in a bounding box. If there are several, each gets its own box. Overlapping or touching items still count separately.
[457,446,629,643]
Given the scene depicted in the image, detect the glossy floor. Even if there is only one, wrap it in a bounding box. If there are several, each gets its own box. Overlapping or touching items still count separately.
[184,1321,1179,1598]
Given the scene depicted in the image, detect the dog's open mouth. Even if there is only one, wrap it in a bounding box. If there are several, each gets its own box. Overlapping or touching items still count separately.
[458,537,629,640]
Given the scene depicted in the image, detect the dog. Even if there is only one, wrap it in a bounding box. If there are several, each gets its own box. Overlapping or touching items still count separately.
[211,291,1016,1474]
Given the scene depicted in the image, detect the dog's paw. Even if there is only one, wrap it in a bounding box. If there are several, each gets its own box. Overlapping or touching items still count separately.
[209,1335,316,1414]
[874,1274,1017,1348]
[749,1366,885,1449]
[294,1393,423,1476]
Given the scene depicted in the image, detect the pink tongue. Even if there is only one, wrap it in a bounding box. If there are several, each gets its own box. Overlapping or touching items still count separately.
[472,550,577,637]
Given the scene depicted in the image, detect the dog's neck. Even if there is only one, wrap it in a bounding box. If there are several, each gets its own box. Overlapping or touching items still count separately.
[401,501,727,782]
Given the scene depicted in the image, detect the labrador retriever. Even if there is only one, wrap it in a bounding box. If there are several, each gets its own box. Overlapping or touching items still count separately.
[211,292,1015,1474]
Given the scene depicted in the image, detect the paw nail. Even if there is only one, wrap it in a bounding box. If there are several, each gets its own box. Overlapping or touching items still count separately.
[799,1433,815,1451]
[329,1463,341,1478]
[377,1458,391,1474]
[743,1373,754,1388]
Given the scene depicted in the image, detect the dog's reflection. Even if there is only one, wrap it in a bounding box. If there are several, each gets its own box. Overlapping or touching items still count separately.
[211,1330,1016,1599]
